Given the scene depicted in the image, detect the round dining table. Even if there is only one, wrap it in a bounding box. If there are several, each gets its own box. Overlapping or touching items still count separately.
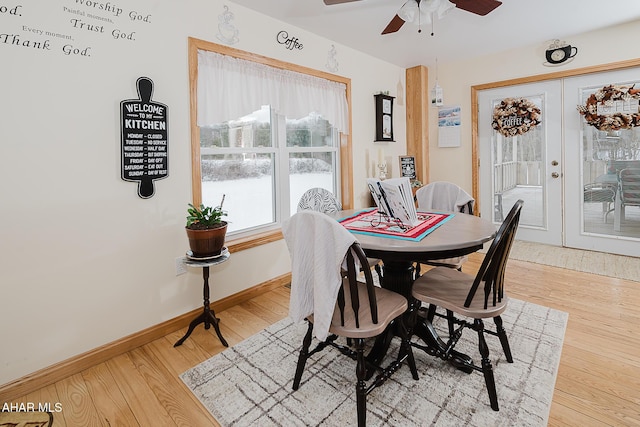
[327,208,497,374]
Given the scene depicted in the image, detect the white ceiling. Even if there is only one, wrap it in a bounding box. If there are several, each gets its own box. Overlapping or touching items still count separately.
[228,0,640,69]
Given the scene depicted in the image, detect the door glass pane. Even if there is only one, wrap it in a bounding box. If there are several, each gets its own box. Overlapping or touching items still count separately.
[580,82,640,239]
[491,95,545,227]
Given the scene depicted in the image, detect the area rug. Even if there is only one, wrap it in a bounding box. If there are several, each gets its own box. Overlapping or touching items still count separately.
[181,298,567,427]
[508,240,640,282]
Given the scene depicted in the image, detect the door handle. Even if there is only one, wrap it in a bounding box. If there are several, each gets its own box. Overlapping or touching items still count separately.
[551,172,560,178]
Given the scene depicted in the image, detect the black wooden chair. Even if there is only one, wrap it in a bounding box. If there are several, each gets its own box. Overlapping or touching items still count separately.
[283,210,418,427]
[411,200,524,411]
[414,181,477,337]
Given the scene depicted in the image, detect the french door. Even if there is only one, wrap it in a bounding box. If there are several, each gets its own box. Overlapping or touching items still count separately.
[564,68,640,256]
[477,69,640,257]
[477,81,563,246]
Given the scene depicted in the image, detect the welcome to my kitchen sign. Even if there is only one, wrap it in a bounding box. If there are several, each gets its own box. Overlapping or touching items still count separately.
[120,77,168,198]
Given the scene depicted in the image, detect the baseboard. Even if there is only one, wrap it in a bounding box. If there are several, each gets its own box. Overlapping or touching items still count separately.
[0,273,291,401]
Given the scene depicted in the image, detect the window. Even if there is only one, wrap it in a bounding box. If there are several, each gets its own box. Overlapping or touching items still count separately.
[200,107,340,235]
[188,38,353,248]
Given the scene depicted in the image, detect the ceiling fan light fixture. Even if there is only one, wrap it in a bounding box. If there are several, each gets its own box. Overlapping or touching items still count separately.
[398,0,419,22]
[437,0,455,18]
[421,0,440,13]
[413,8,433,27]
[397,0,450,32]
[380,0,502,36]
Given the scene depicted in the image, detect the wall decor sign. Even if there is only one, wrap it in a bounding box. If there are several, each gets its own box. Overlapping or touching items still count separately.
[374,93,394,142]
[276,30,303,51]
[120,77,168,199]
[0,3,157,59]
[326,44,339,72]
[399,156,416,180]
[491,97,541,137]
[544,39,577,66]
[216,5,239,45]
[438,105,462,148]
[577,84,640,131]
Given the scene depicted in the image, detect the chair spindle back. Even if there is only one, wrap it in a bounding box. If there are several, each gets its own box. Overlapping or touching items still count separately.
[619,168,640,206]
[464,200,523,309]
[339,242,379,328]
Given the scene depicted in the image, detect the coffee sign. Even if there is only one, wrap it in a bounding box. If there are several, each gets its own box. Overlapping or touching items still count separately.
[276,30,303,51]
[120,77,168,198]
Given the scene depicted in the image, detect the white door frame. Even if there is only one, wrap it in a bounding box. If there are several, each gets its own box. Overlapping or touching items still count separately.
[471,59,640,257]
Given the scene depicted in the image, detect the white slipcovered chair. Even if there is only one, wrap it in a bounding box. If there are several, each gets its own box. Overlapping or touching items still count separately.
[297,187,382,282]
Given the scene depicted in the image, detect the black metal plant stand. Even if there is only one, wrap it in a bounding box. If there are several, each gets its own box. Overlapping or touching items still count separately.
[174,252,230,347]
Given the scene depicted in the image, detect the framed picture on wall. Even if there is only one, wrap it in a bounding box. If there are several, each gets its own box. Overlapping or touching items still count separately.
[374,94,394,141]
[399,156,416,180]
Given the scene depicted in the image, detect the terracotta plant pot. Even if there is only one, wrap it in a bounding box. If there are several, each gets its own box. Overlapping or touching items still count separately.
[185,221,227,257]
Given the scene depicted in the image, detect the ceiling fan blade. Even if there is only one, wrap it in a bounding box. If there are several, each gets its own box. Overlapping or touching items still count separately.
[381,14,406,35]
[323,0,362,5]
[451,0,502,16]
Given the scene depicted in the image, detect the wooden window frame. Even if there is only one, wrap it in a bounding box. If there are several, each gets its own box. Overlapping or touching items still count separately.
[188,37,353,252]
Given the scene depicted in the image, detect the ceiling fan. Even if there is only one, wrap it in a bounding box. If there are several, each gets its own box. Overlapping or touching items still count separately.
[323,0,502,35]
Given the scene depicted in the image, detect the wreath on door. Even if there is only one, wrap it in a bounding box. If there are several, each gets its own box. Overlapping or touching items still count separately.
[577,84,640,130]
[491,97,542,137]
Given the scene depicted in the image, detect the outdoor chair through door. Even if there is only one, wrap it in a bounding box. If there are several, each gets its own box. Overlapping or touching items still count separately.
[616,167,640,228]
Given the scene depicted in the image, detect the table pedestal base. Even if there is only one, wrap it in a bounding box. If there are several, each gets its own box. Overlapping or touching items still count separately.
[365,260,474,377]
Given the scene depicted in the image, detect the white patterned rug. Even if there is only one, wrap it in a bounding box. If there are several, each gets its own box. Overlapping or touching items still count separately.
[181,299,567,427]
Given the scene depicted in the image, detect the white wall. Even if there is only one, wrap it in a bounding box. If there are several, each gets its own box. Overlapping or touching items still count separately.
[0,0,405,385]
[428,20,640,192]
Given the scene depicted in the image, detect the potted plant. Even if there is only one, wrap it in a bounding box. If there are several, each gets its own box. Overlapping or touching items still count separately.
[185,195,228,258]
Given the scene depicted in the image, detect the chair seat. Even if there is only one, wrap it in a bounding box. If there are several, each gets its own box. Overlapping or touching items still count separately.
[424,255,467,269]
[412,266,508,319]
[309,282,407,339]
[584,185,615,203]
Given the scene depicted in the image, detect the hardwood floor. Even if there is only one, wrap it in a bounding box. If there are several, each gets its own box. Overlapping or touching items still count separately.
[6,255,640,426]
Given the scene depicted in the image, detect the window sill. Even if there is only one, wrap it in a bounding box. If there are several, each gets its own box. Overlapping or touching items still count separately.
[226,229,284,253]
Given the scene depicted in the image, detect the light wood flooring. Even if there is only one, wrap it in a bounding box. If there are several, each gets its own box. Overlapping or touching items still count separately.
[6,254,640,426]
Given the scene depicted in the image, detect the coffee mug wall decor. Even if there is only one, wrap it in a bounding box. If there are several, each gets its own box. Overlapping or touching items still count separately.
[544,39,577,65]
